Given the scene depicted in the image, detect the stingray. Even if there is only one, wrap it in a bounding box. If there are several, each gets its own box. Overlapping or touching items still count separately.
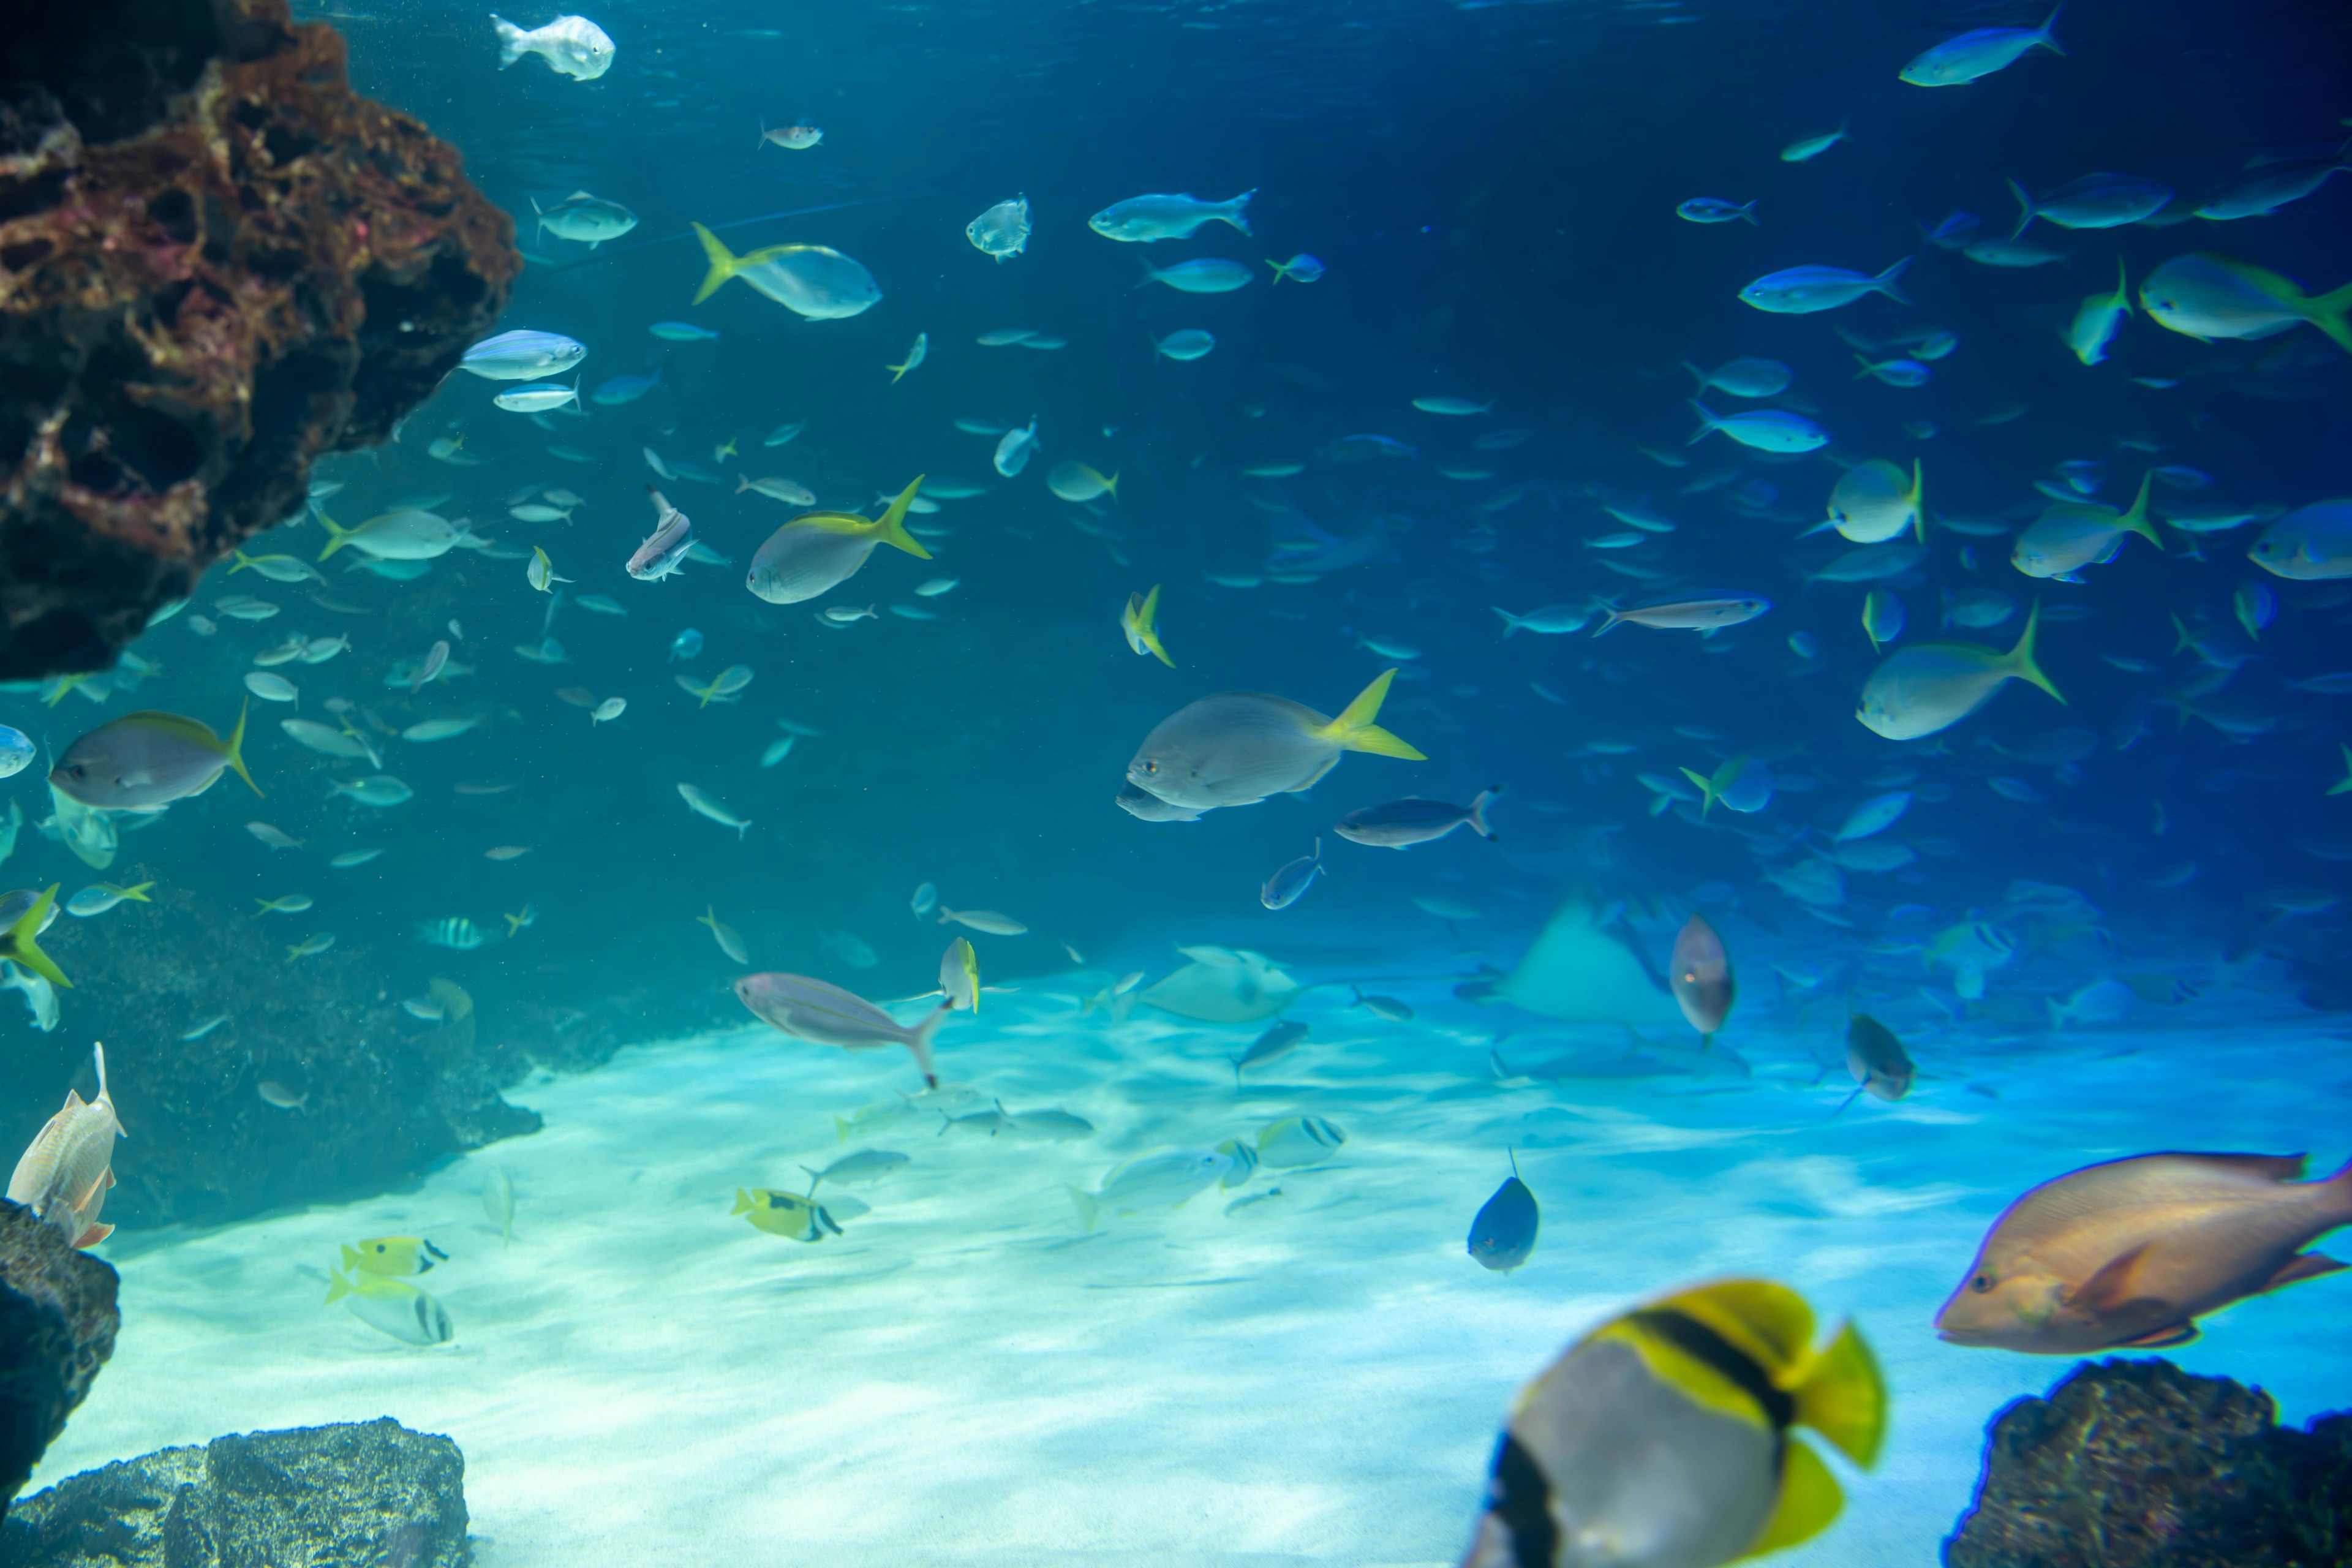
[1140,946,1302,1023]
[1460,897,1682,1029]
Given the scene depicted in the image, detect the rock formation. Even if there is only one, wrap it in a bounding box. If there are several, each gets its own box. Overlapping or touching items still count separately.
[0,1419,468,1566]
[0,0,517,680]
[1943,1357,2352,1568]
[0,1203,119,1521]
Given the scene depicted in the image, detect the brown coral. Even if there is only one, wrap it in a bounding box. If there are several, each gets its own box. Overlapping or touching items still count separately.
[0,0,517,680]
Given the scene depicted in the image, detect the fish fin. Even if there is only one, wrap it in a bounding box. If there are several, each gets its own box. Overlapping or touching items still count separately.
[72,1221,111,1249]
[1591,603,1624,637]
[905,1001,951,1088]
[4,886,70,990]
[1679,767,1719,818]
[1068,1185,1099,1234]
[489,13,525,65]
[2005,601,2065,705]
[325,1268,352,1304]
[2005,176,2037,240]
[2070,1241,2157,1314]
[1221,189,1256,235]
[314,510,354,560]
[870,477,932,559]
[2035,3,2066,52]
[1909,459,1927,544]
[2259,1251,2346,1294]
[1685,400,1719,445]
[2116,472,2162,548]
[690,223,738,306]
[1319,668,1427,760]
[1468,786,1500,841]
[1137,584,1174,666]
[222,698,262,796]
[341,1244,361,1270]
[730,1188,753,1216]
[1872,255,1913,304]
[1736,1436,1844,1562]
[2303,277,2352,355]
[1790,1319,1887,1468]
[2115,1321,2198,1349]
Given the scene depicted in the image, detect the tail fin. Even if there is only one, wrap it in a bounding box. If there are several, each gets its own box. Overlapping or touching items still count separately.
[314,510,356,561]
[1872,255,1913,304]
[2116,472,2162,548]
[2035,2,2067,54]
[734,475,751,494]
[490,13,526,66]
[1592,603,1626,637]
[1686,400,1721,446]
[222,698,261,796]
[4,886,70,990]
[905,1001,951,1088]
[2005,601,2065,704]
[870,477,932,559]
[690,223,739,306]
[1792,1319,1888,1468]
[1318,669,1427,760]
[2304,276,2352,356]
[1133,262,1164,292]
[755,117,767,151]
[325,1268,354,1305]
[119,883,153,903]
[731,1188,757,1217]
[1135,584,1174,666]
[1493,607,1524,638]
[1680,766,1722,818]
[1265,258,1290,284]
[1101,470,1120,502]
[1909,459,1927,543]
[2005,177,2038,239]
[1068,1185,1101,1234]
[1681,361,1710,394]
[832,1115,853,1143]
[1468,787,1501,841]
[1219,189,1257,235]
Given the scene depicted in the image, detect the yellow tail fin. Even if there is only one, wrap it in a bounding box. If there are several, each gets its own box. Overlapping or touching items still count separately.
[222,698,261,796]
[2115,472,2161,548]
[4,886,70,990]
[230,550,258,575]
[2006,601,2065,704]
[1318,669,1427,760]
[1101,470,1121,502]
[2306,276,2352,356]
[118,883,153,903]
[314,511,355,562]
[1790,1318,1888,1468]
[1136,584,1174,666]
[869,477,932,559]
[324,1268,353,1305]
[1909,459,1926,544]
[690,222,739,306]
[1679,765,1722,818]
[731,1188,755,1216]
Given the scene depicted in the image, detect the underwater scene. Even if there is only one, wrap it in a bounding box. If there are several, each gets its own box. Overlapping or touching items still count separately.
[4,0,2352,1562]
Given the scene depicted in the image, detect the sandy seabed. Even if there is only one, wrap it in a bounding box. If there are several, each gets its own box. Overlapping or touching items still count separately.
[36,959,2352,1566]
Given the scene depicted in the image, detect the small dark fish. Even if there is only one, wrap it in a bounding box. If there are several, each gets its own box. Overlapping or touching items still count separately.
[1235,1020,1308,1081]
[1351,987,1414,1022]
[1260,838,1325,910]
[1333,788,1500,848]
[1833,1014,1915,1115]
[1668,914,1735,1045]
[1468,1152,1539,1272]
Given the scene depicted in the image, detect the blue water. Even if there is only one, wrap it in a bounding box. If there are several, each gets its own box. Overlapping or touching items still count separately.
[10,0,2352,1559]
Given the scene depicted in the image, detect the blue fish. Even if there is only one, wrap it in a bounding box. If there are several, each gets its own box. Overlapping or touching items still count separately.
[1468,1153,1539,1272]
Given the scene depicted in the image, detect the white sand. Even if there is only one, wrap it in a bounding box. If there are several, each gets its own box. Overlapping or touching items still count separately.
[34,965,2352,1566]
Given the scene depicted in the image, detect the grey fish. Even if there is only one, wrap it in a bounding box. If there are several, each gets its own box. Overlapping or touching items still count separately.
[1260,839,1325,910]
[800,1148,910,1189]
[1468,1153,1539,1272]
[1333,788,1499,848]
[1235,1020,1308,1081]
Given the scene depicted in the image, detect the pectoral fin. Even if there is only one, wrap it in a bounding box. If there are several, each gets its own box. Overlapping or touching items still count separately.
[2070,1242,2155,1314]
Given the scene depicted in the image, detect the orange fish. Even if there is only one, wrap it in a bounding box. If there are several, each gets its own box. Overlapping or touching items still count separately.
[1936,1152,2352,1353]
[6,1042,126,1248]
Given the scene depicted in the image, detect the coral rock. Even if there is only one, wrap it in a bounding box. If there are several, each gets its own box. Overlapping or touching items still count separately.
[0,1419,469,1566]
[0,0,517,680]
[0,1202,119,1521]
[1943,1357,2352,1568]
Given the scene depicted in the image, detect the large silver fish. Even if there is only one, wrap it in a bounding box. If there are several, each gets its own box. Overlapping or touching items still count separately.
[735,973,952,1087]
[1126,669,1425,813]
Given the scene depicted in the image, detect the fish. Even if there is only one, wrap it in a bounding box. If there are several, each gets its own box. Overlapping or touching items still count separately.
[1138,258,1253,293]
[1668,914,1733,1044]
[1493,603,1594,637]
[698,907,748,964]
[1964,237,2065,267]
[255,1081,306,1111]
[1256,1116,1345,1169]
[230,550,323,584]
[731,1187,845,1242]
[342,1237,447,1277]
[489,12,612,78]
[735,973,953,1087]
[333,775,413,807]
[1235,1020,1308,1080]
[1333,790,1499,848]
[53,704,258,810]
[2007,172,2172,235]
[939,937,979,1013]
[690,224,880,320]
[1413,396,1494,416]
[0,730,31,779]
[1117,783,1204,823]
[2140,252,2352,353]
[6,1043,121,1246]
[1862,588,1905,651]
[2249,500,2352,581]
[531,189,636,247]
[757,118,823,150]
[1087,190,1255,242]
[1595,592,1770,636]
[2048,977,2136,1028]
[326,1268,454,1344]
[1900,6,2064,85]
[1836,1015,1915,1112]
[2064,260,2133,365]
[1126,669,1424,813]
[935,906,1027,936]
[1936,1152,2352,1352]
[1836,791,1912,841]
[1687,402,1828,452]
[1460,1278,1885,1568]
[1260,839,1325,910]
[1048,461,1118,503]
[1676,197,1758,225]
[1351,989,1413,1023]
[1266,254,1324,283]
[677,665,755,707]
[1830,459,1925,544]
[1779,124,1848,162]
[330,848,381,868]
[65,881,151,918]
[628,488,695,582]
[747,478,929,604]
[1684,357,1793,398]
[595,371,664,408]
[802,1149,911,1192]
[1857,601,2063,739]
[1460,897,1680,1030]
[459,328,586,380]
[1067,1145,1253,1232]
[1468,1152,1538,1272]
[1120,584,1174,666]
[2013,475,2160,580]
[315,508,469,562]
[1142,946,1300,1023]
[649,321,720,342]
[243,671,298,705]
[993,420,1038,478]
[1151,328,1216,361]
[402,718,477,742]
[2196,159,2351,222]
[1738,260,1908,313]
[914,578,959,597]
[677,783,750,839]
[967,195,1031,260]
[416,917,486,950]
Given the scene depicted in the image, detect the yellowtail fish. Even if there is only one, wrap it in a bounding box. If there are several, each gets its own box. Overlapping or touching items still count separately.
[1121,584,1174,666]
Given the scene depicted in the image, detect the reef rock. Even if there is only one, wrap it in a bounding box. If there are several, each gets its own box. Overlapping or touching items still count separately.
[0,1419,469,1567]
[0,0,517,680]
[1943,1357,2352,1568]
[0,1204,119,1521]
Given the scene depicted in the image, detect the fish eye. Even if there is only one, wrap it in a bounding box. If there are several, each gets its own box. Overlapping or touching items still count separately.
[1142,760,1158,774]
[1970,1272,1994,1293]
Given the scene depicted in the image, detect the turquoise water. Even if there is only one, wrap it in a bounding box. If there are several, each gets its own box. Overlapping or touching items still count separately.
[10,0,2352,1560]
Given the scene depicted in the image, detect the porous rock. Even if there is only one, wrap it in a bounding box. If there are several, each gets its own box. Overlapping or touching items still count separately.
[0,1418,468,1566]
[0,0,517,680]
[0,1203,119,1521]
[1943,1356,2352,1568]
